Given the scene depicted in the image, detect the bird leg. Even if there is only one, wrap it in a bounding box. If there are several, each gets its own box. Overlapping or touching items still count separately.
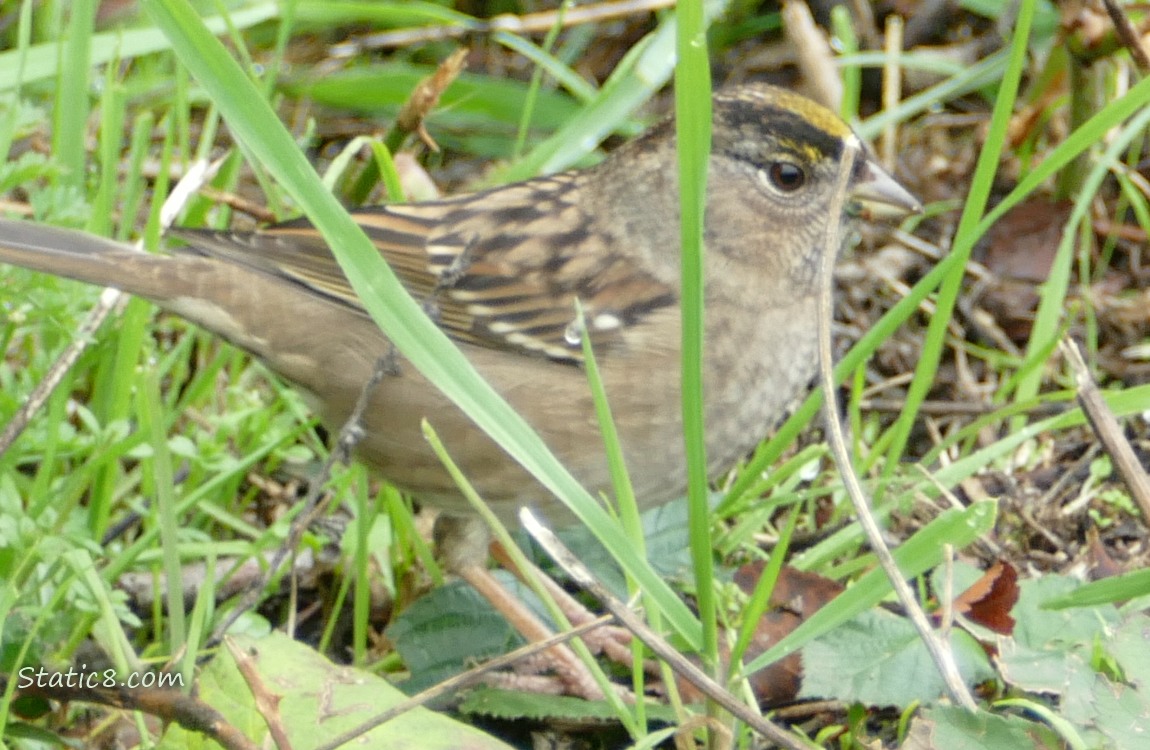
[432,513,633,700]
[487,540,636,666]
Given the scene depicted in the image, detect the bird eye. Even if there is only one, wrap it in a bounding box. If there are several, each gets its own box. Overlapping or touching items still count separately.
[763,161,806,193]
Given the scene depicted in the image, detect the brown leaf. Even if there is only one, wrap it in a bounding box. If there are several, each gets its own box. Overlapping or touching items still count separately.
[951,561,1019,635]
[679,564,844,707]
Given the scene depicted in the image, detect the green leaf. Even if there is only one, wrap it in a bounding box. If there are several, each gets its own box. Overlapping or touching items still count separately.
[746,502,997,674]
[801,608,994,706]
[157,631,515,749]
[905,705,1059,750]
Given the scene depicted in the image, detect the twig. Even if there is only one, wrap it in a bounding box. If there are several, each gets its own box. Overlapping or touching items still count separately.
[455,561,616,701]
[1060,338,1150,522]
[226,637,293,750]
[881,14,904,170]
[520,511,811,750]
[329,0,675,55]
[815,139,976,710]
[846,0,880,48]
[0,286,119,456]
[346,50,467,207]
[208,349,393,646]
[859,398,993,416]
[389,48,468,154]
[939,544,955,640]
[782,1,841,111]
[196,186,278,223]
[5,672,257,750]
[1101,0,1150,71]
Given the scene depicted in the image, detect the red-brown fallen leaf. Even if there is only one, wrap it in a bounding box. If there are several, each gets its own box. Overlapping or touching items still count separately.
[981,199,1071,283]
[951,561,1019,635]
[1086,526,1126,582]
[976,199,1074,342]
[678,565,843,707]
[813,495,835,530]
[736,564,844,618]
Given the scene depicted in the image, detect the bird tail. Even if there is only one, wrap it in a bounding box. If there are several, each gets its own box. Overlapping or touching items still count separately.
[0,218,371,373]
[0,218,184,301]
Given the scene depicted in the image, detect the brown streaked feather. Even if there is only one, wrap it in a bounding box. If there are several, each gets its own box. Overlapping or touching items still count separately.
[170,175,677,364]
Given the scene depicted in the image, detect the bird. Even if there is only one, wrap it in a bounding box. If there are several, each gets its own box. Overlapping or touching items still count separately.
[0,84,919,695]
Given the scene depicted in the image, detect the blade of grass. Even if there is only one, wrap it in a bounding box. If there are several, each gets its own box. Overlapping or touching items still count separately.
[933,383,1150,491]
[292,0,475,29]
[675,0,718,692]
[139,369,185,649]
[1009,101,1150,408]
[0,0,33,163]
[879,0,1036,485]
[577,302,653,729]
[493,30,598,104]
[511,3,569,160]
[51,0,97,194]
[831,5,860,123]
[0,4,279,93]
[728,506,799,675]
[486,0,732,184]
[1041,567,1150,609]
[854,50,1009,140]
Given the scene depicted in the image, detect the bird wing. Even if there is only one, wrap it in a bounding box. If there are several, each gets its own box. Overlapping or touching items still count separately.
[170,174,676,364]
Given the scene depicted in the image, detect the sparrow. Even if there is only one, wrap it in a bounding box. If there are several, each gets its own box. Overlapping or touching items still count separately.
[0,83,921,698]
[0,85,918,529]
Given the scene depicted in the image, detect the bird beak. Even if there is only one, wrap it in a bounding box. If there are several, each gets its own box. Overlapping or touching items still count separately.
[850,157,922,219]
